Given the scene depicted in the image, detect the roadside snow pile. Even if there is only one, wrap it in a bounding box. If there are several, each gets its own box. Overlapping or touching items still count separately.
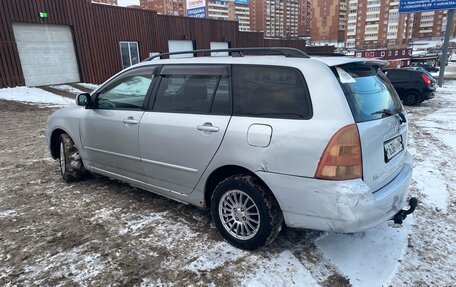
[0,86,74,107]
[316,221,412,287]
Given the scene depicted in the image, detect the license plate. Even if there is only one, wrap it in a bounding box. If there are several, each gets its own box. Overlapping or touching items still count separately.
[384,135,404,162]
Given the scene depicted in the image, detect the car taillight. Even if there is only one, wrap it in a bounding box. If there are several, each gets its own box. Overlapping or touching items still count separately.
[421,74,432,87]
[315,124,363,180]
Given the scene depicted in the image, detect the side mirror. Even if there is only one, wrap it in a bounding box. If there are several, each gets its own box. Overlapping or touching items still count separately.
[76,93,92,107]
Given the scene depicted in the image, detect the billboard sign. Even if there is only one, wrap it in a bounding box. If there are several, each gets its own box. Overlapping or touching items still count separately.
[186,0,206,18]
[187,7,206,18]
[399,0,456,13]
[187,0,205,9]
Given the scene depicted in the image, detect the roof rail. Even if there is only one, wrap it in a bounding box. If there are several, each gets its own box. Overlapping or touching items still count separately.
[144,47,310,61]
[305,52,347,57]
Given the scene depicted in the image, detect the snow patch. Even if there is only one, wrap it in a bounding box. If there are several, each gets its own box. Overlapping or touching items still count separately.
[119,212,167,235]
[0,209,17,218]
[242,251,320,287]
[22,246,111,285]
[316,221,412,287]
[0,86,74,107]
[412,158,448,212]
[185,241,247,272]
[139,278,174,287]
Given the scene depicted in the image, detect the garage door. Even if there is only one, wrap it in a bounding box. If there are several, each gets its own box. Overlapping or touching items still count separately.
[12,23,80,87]
[168,40,195,59]
[210,42,229,56]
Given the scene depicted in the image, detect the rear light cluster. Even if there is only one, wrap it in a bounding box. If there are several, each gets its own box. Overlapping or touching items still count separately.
[421,74,432,87]
[315,124,363,180]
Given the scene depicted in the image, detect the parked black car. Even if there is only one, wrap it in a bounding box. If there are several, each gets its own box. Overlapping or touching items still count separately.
[415,64,439,73]
[384,69,436,106]
[403,66,436,80]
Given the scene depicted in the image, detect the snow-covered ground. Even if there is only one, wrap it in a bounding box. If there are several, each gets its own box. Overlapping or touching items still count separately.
[0,81,455,286]
[0,86,74,107]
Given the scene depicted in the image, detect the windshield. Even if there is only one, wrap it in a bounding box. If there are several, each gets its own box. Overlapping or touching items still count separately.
[333,63,403,123]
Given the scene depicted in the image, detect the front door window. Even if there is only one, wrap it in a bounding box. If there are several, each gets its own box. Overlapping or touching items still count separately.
[95,67,154,110]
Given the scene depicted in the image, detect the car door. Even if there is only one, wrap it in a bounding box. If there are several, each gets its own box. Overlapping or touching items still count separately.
[80,66,157,181]
[139,65,231,194]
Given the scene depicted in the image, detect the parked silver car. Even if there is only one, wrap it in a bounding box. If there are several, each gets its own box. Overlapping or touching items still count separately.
[46,48,416,250]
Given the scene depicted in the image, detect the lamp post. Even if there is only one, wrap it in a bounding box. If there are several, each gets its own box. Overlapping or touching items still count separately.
[438,9,455,87]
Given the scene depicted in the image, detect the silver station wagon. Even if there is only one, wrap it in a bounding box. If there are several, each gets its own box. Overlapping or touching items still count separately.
[46,48,417,250]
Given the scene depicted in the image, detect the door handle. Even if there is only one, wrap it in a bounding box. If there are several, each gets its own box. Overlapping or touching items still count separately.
[197,123,219,133]
[122,117,138,125]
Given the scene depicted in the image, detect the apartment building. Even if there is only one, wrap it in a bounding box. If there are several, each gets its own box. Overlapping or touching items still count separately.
[91,0,118,5]
[298,0,312,37]
[140,0,185,16]
[311,0,347,43]
[344,0,414,49]
[206,0,251,31]
[413,10,456,39]
[250,0,302,38]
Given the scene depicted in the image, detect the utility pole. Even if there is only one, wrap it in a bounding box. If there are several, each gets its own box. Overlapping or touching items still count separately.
[438,9,455,87]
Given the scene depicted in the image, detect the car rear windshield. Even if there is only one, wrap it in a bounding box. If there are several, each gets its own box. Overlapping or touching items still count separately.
[332,63,402,123]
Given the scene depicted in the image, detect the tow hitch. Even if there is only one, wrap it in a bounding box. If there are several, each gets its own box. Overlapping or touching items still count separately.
[393,197,418,224]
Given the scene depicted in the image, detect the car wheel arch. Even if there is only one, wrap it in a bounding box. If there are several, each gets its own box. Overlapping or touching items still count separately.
[50,128,79,160]
[50,128,68,159]
[204,165,280,211]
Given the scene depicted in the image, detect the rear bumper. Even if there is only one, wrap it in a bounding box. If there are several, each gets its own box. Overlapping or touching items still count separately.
[256,152,413,233]
[422,91,435,100]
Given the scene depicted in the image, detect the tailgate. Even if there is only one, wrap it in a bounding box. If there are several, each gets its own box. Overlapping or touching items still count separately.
[357,116,408,192]
[332,62,408,192]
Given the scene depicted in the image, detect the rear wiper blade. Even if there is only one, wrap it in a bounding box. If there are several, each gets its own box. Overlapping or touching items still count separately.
[371,109,395,116]
[371,108,407,124]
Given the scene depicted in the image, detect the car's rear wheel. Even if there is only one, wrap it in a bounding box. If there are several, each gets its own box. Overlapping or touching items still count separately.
[403,91,420,106]
[59,133,84,182]
[211,175,283,250]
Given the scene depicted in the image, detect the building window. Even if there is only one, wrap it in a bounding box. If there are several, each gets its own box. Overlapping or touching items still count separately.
[381,51,386,57]
[120,42,140,69]
[402,50,406,55]
[395,51,398,56]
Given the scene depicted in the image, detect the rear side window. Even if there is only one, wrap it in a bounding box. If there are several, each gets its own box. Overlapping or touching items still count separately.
[232,66,312,119]
[333,63,402,123]
[385,70,410,80]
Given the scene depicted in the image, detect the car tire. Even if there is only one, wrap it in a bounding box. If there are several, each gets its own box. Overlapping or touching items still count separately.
[59,133,84,182]
[403,91,420,106]
[211,174,283,250]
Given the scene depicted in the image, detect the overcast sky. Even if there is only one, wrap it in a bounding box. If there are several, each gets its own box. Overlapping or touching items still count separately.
[118,0,139,6]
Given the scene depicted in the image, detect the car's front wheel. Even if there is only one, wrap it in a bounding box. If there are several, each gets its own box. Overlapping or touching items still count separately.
[211,175,283,250]
[59,133,84,182]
